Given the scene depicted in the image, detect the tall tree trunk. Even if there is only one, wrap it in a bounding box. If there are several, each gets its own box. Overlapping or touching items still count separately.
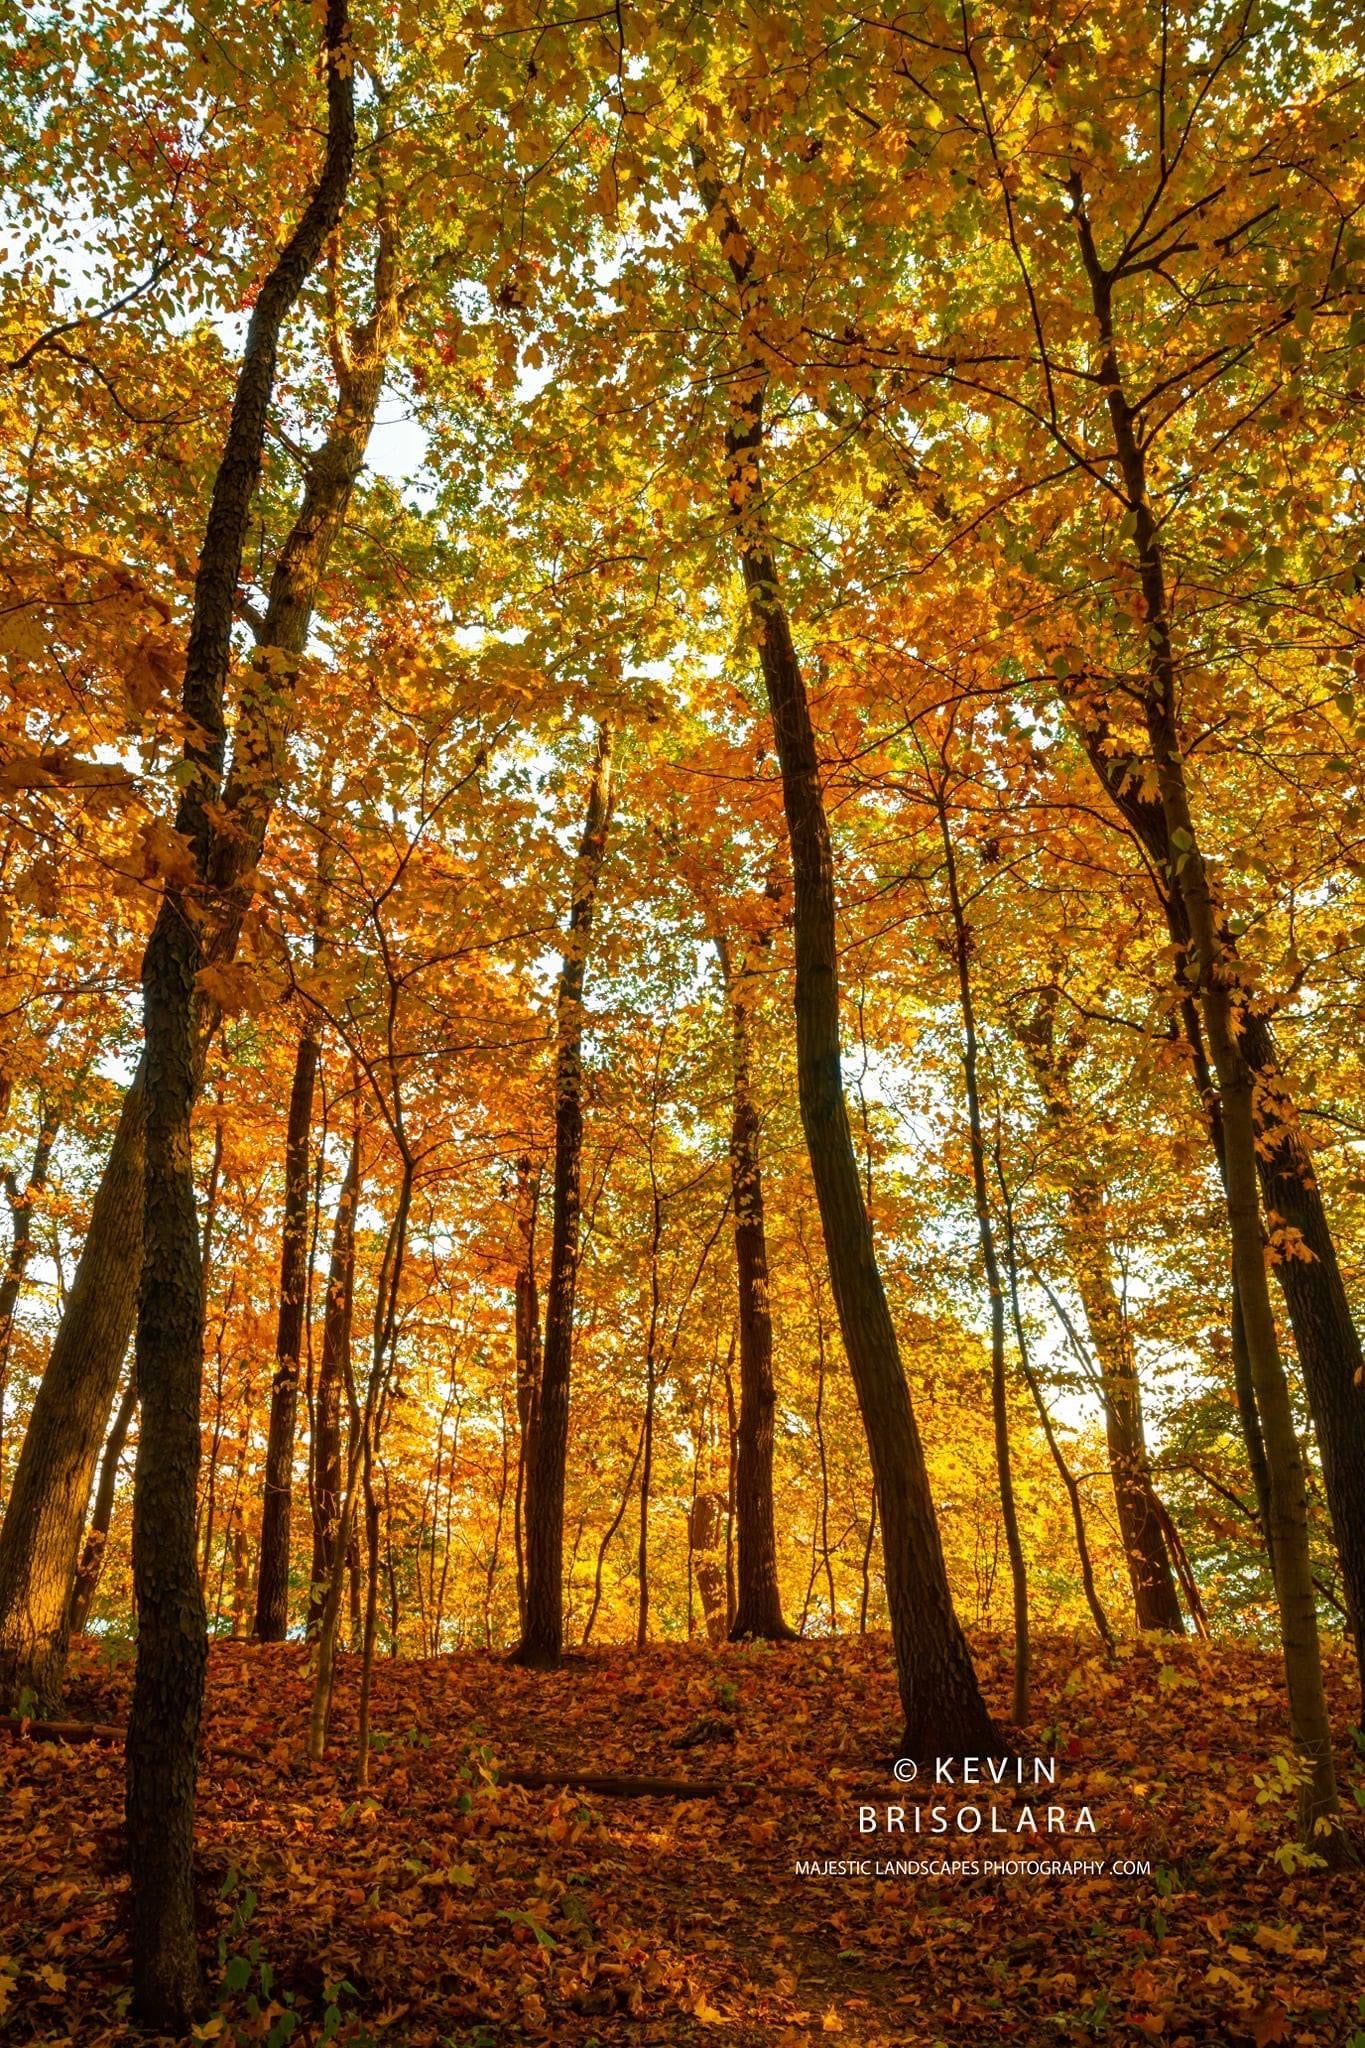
[126,15,354,2026]
[309,1166,412,1767]
[715,933,795,1642]
[932,772,1029,1724]
[696,153,998,1759]
[1013,990,1184,1632]
[515,728,615,1669]
[0,176,396,1718]
[1070,184,1340,1847]
[309,1132,360,1637]
[1071,714,1364,1675]
[635,1189,663,1651]
[994,1151,1114,1655]
[511,1154,542,1630]
[253,1025,320,1640]
[67,1376,138,1638]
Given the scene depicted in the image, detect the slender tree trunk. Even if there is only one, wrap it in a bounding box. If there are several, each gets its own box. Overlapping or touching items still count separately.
[715,935,795,1642]
[0,1105,58,1491]
[229,1508,251,1640]
[695,154,998,1757]
[515,728,615,1668]
[511,1155,541,1630]
[581,1418,645,1646]
[1071,189,1341,1847]
[1013,991,1184,1632]
[308,1132,359,1637]
[0,174,396,1721]
[254,1025,320,1640]
[309,1166,412,1765]
[125,19,354,2024]
[932,777,1029,1721]
[636,1190,663,1651]
[995,1152,1115,1655]
[723,1340,737,1632]
[859,1482,878,1634]
[67,1377,138,1637]
[1067,657,1365,1686]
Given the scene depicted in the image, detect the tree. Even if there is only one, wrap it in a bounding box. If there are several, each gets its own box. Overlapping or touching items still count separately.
[125,4,355,2019]
[516,727,616,1669]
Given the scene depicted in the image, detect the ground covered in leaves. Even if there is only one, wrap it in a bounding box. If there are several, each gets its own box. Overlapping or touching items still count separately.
[2,1633,1363,2047]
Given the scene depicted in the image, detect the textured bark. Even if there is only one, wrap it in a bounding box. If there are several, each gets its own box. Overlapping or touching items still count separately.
[1069,184,1340,1844]
[515,729,615,1669]
[1073,715,1365,1681]
[253,1025,320,1640]
[308,1132,359,1638]
[67,1377,138,1638]
[126,10,355,2025]
[0,1068,145,1712]
[715,933,795,1643]
[697,154,998,1759]
[1014,991,1184,1632]
[0,186,396,1719]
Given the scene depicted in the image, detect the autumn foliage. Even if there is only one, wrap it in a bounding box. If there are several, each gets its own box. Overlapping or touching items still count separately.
[2,0,1365,2039]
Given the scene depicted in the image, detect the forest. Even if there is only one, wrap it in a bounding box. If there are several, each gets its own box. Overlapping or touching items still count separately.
[1,0,1364,2041]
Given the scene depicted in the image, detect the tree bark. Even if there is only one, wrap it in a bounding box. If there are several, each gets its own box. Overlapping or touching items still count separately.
[1013,989,1185,1632]
[308,1131,359,1638]
[253,1025,320,1640]
[515,728,615,1669]
[696,153,998,1759]
[126,12,354,2025]
[715,933,795,1642]
[67,1377,138,1638]
[0,167,395,1718]
[1070,183,1340,1846]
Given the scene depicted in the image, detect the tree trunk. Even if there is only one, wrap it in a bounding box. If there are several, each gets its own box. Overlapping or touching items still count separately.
[716,934,795,1642]
[126,14,354,2025]
[1073,716,1365,1677]
[253,1025,320,1640]
[67,1377,138,1638]
[933,774,1029,1724]
[308,1132,359,1638]
[995,1155,1114,1655]
[636,1190,663,1651]
[515,728,615,1669]
[689,1492,729,1644]
[309,1166,411,1766]
[1070,187,1340,1846]
[511,1154,542,1630]
[0,170,396,1719]
[1013,990,1184,1632]
[696,154,998,1759]
[0,1105,59,1474]
[0,1070,146,1711]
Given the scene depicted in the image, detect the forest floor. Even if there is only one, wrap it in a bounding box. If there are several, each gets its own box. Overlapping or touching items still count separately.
[1,1631,1363,2048]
